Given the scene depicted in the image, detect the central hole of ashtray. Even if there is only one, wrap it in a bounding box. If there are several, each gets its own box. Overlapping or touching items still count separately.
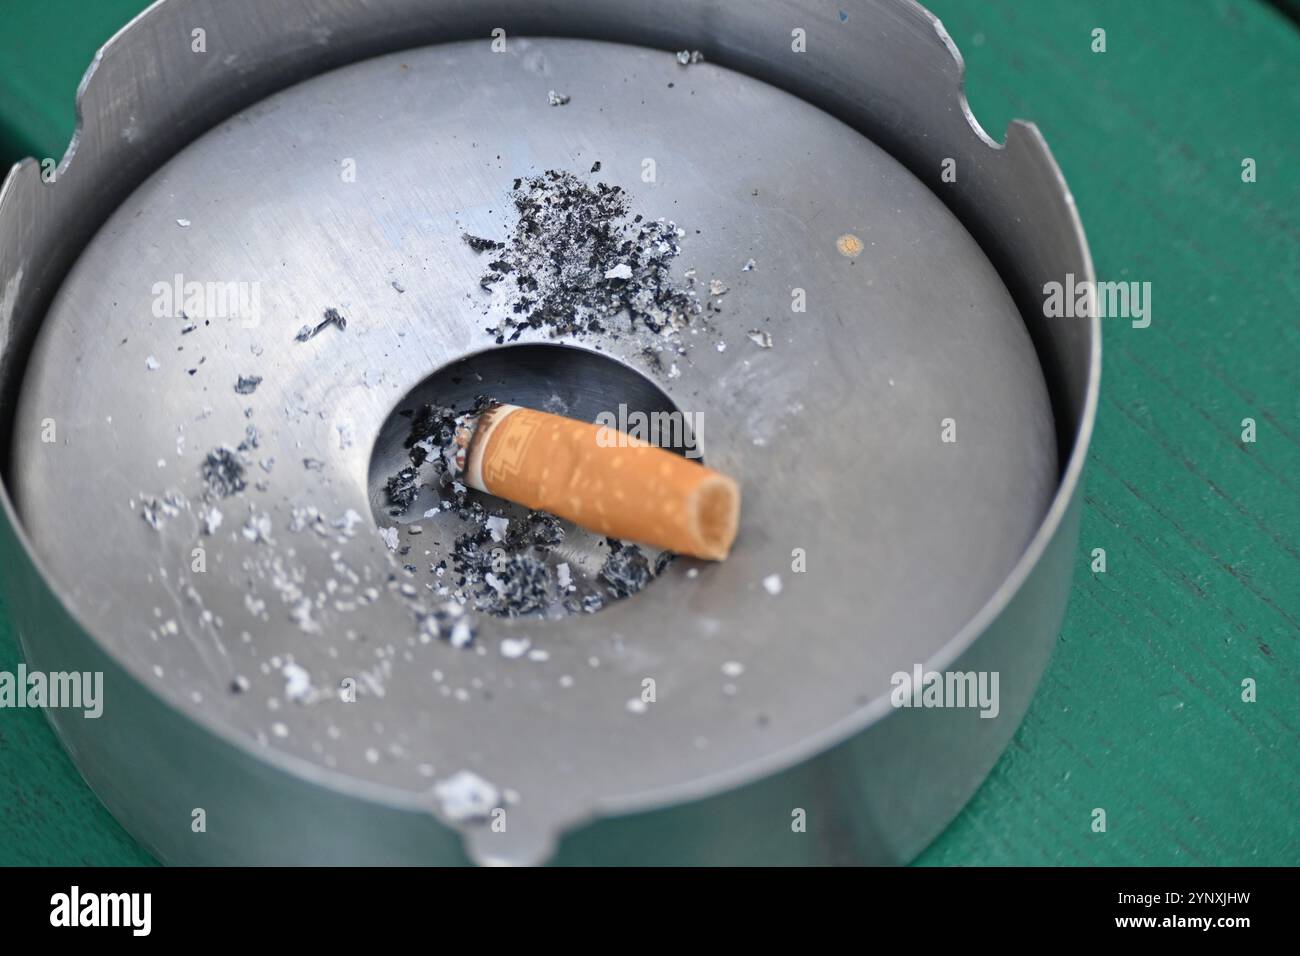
[367,344,696,619]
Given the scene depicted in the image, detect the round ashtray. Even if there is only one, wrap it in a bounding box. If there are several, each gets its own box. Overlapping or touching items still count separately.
[0,0,1097,865]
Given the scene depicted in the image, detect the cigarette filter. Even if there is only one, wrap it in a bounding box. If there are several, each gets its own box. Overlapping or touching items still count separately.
[463,404,740,560]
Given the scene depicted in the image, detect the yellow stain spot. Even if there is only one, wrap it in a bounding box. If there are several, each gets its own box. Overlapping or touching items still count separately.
[837,233,864,257]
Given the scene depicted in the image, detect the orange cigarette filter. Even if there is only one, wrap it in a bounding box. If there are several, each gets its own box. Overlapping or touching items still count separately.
[463,404,740,561]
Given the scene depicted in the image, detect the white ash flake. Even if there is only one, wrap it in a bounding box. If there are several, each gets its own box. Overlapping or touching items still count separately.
[763,573,783,595]
[709,279,729,296]
[556,562,572,590]
[748,329,773,349]
[282,662,312,702]
[202,506,223,535]
[140,492,185,530]
[176,218,191,227]
[378,526,400,551]
[743,258,757,271]
[434,770,500,822]
[289,505,364,540]
[484,516,510,542]
[336,509,364,536]
[499,637,531,659]
[289,599,321,635]
[722,661,745,678]
[547,90,571,106]
[420,601,475,649]
[145,355,160,371]
[241,511,274,544]
[604,262,633,281]
[450,617,473,648]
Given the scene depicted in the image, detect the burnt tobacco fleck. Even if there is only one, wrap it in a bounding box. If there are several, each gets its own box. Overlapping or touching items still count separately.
[295,307,348,342]
[385,466,420,515]
[462,233,504,253]
[599,542,653,598]
[485,554,553,616]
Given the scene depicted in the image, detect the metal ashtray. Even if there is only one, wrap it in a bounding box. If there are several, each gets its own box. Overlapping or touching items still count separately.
[0,0,1098,864]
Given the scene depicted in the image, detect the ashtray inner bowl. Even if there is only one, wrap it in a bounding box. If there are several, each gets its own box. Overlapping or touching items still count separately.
[367,343,691,620]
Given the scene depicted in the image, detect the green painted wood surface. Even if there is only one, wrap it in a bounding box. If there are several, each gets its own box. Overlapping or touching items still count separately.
[0,0,1295,866]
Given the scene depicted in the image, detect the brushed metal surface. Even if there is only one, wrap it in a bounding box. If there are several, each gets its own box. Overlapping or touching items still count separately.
[0,0,1099,865]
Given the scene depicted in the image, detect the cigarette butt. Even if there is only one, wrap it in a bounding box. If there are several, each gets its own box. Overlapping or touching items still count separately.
[464,404,740,561]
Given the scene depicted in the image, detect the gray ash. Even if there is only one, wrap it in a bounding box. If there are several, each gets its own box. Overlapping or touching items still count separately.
[386,397,496,518]
[201,447,246,499]
[526,511,565,547]
[382,399,571,618]
[385,467,420,515]
[598,541,653,598]
[446,513,565,619]
[484,555,553,617]
[403,402,460,469]
[467,170,698,343]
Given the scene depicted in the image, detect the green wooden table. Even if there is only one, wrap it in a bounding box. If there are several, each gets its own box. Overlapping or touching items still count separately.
[1,0,1296,866]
